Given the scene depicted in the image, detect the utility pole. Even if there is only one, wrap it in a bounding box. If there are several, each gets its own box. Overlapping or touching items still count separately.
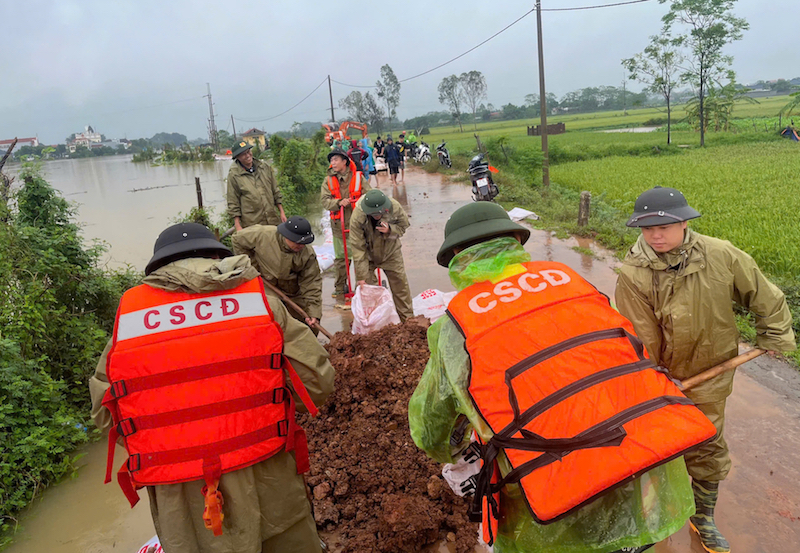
[327,75,336,123]
[231,115,237,140]
[205,83,218,151]
[536,0,550,187]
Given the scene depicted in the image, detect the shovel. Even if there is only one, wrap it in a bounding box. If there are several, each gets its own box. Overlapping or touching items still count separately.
[679,348,765,391]
[261,279,333,340]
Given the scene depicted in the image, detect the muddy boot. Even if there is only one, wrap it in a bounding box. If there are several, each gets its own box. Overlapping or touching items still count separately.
[689,480,730,553]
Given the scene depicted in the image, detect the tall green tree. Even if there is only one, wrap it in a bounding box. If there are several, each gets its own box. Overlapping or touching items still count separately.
[660,0,748,146]
[437,75,465,132]
[623,34,684,144]
[459,71,488,130]
[376,65,401,129]
[338,91,386,133]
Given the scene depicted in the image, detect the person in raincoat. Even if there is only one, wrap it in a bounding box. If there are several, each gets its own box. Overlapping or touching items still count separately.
[359,137,377,185]
[89,223,334,553]
[409,202,696,553]
[232,217,322,333]
[227,140,287,231]
[320,148,371,296]
[615,186,796,553]
[349,189,414,322]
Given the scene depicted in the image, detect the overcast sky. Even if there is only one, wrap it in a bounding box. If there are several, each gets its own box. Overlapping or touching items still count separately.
[2,0,796,144]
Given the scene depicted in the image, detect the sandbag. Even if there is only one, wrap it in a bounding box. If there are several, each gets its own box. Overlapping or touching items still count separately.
[412,288,457,322]
[351,284,400,334]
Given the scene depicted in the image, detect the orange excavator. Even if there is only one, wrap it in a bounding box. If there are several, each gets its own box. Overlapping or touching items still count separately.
[322,121,368,145]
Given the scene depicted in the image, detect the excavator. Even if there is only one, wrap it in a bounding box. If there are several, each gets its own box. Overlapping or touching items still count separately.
[322,121,368,145]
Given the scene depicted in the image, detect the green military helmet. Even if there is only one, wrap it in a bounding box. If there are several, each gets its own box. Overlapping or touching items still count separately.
[437,203,530,267]
[627,186,701,228]
[327,147,350,163]
[231,140,253,158]
[278,216,315,245]
[145,223,232,276]
[361,189,391,215]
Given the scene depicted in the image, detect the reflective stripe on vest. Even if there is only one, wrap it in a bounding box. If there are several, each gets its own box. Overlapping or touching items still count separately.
[447,261,716,532]
[102,277,318,508]
[328,160,364,220]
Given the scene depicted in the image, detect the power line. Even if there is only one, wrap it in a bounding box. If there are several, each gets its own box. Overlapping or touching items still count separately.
[331,0,654,90]
[542,0,652,11]
[234,78,329,123]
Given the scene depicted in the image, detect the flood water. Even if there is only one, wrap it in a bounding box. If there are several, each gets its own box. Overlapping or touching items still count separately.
[5,159,800,553]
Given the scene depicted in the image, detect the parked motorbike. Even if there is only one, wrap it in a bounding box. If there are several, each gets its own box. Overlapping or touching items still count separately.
[414,141,432,163]
[436,142,452,168]
[467,153,499,202]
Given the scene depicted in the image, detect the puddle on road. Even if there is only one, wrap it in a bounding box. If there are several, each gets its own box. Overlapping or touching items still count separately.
[10,165,799,553]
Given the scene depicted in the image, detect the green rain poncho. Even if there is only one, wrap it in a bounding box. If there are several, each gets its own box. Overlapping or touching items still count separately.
[408,237,694,553]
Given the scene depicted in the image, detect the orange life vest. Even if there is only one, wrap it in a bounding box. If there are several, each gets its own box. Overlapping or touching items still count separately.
[446,261,715,542]
[102,277,318,535]
[327,160,364,220]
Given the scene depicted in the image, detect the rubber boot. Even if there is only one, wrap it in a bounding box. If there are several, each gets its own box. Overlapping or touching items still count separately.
[689,480,730,553]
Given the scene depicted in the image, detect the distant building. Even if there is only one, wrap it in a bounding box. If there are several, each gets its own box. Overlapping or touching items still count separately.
[68,125,102,153]
[0,137,39,150]
[241,128,267,149]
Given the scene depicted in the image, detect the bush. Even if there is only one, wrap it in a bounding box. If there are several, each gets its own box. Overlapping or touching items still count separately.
[0,165,139,543]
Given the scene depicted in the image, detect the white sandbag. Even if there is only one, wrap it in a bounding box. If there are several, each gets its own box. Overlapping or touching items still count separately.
[351,284,400,334]
[412,289,457,322]
[313,244,336,271]
[136,536,163,553]
[507,207,540,222]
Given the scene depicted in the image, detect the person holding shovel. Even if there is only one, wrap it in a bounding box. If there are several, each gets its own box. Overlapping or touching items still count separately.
[231,217,323,334]
[410,202,715,553]
[616,186,795,553]
[349,189,414,322]
[227,140,287,231]
[321,147,370,297]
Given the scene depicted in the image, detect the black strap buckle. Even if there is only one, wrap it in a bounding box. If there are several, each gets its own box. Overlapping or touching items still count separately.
[127,453,141,472]
[116,418,137,437]
[462,442,482,464]
[277,420,289,437]
[270,353,284,370]
[110,380,128,398]
[273,387,287,404]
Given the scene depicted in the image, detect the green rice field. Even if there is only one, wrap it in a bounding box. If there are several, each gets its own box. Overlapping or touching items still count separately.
[551,141,800,279]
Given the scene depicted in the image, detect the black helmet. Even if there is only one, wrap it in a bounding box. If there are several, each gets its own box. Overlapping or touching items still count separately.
[277,216,315,245]
[327,147,350,163]
[145,223,232,275]
[626,186,701,228]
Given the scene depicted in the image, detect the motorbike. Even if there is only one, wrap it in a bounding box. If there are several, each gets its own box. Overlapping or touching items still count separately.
[467,153,499,202]
[414,141,432,163]
[436,142,451,168]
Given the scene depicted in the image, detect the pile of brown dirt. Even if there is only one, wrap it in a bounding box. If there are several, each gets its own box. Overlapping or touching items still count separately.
[299,318,477,553]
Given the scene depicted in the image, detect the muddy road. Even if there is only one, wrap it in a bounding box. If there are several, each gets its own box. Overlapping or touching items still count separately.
[5,164,800,552]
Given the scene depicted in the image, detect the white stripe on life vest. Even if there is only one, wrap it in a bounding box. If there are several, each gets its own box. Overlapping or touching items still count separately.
[116,292,269,342]
[354,173,362,193]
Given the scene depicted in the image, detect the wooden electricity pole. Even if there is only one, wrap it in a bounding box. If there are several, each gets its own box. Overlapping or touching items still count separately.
[328,75,336,123]
[536,0,550,187]
[231,115,237,140]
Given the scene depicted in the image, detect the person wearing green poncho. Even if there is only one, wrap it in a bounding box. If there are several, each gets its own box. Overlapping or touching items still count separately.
[408,202,695,553]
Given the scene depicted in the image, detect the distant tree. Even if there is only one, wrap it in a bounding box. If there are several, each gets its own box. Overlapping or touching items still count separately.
[524,93,539,108]
[376,65,401,128]
[623,34,684,144]
[660,0,749,146]
[150,132,188,148]
[216,130,235,149]
[338,91,386,133]
[438,75,465,132]
[779,92,800,120]
[459,71,488,130]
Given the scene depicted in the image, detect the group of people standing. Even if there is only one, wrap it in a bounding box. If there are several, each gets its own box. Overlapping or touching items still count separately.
[88,134,794,553]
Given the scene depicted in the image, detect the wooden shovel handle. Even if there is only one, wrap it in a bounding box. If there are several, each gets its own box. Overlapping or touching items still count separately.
[680,349,765,392]
[261,279,333,340]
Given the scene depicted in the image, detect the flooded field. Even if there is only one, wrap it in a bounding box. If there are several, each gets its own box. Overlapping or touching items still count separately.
[4,159,800,553]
